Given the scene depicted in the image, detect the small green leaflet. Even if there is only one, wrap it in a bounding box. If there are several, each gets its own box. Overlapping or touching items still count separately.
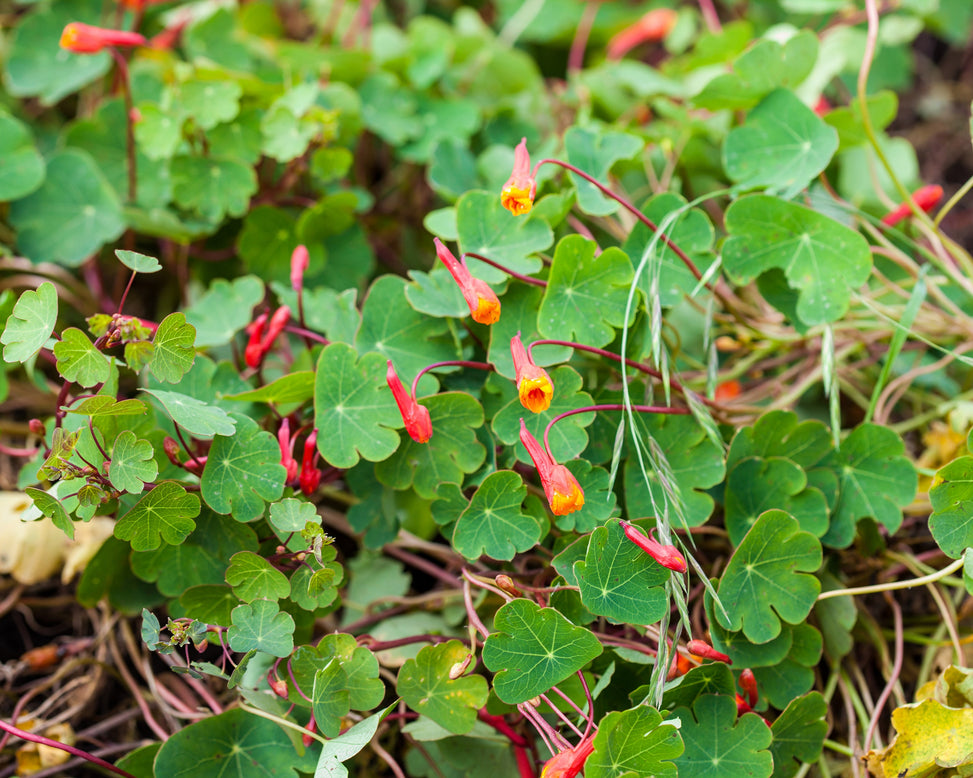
[313,343,402,469]
[178,78,242,130]
[142,388,236,439]
[68,396,146,417]
[396,640,488,735]
[170,154,258,222]
[672,694,773,778]
[587,705,683,778]
[450,470,544,561]
[563,126,643,216]
[225,551,291,602]
[115,249,162,274]
[375,392,485,500]
[149,313,197,384]
[25,487,74,538]
[108,430,158,494]
[227,599,295,658]
[114,481,201,552]
[184,276,265,348]
[201,413,286,522]
[53,328,111,388]
[270,498,320,535]
[1,281,57,363]
[537,236,635,348]
[312,659,351,737]
[716,510,822,644]
[574,519,670,625]
[482,599,602,704]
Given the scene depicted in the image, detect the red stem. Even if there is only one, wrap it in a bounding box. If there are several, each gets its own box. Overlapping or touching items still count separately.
[462,253,547,288]
[411,360,494,398]
[478,710,529,748]
[0,718,138,778]
[535,158,704,282]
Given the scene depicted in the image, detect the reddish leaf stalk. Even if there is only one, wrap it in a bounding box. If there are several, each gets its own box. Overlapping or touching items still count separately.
[0,718,139,778]
[410,360,494,398]
[462,252,547,288]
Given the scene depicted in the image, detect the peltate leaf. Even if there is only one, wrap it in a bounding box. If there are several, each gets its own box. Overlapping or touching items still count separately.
[115,250,162,274]
[450,471,544,561]
[375,392,485,500]
[25,487,74,539]
[930,455,973,557]
[184,276,265,348]
[114,481,201,552]
[170,155,258,222]
[149,313,197,384]
[2,281,57,363]
[0,112,44,200]
[564,126,644,216]
[153,708,299,778]
[770,692,828,778]
[397,640,488,735]
[822,423,916,548]
[672,694,773,778]
[315,705,395,778]
[53,328,111,388]
[723,89,838,198]
[141,388,236,439]
[225,551,291,602]
[864,699,973,778]
[715,510,822,644]
[587,705,683,778]
[313,343,402,469]
[482,599,602,704]
[574,519,670,625]
[201,413,286,522]
[108,430,159,494]
[455,191,551,284]
[227,599,295,658]
[270,498,320,535]
[311,658,351,737]
[537,236,635,348]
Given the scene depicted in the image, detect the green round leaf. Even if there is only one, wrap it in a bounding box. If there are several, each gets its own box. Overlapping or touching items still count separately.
[201,413,286,521]
[564,126,644,216]
[0,112,45,200]
[228,599,295,657]
[770,693,828,778]
[715,510,822,644]
[115,481,202,552]
[397,640,488,734]
[574,519,670,625]
[149,313,197,384]
[53,328,111,388]
[672,694,773,778]
[10,149,125,266]
[153,708,300,777]
[450,471,543,561]
[170,154,258,222]
[482,599,603,704]
[108,430,159,494]
[226,551,291,602]
[115,250,162,274]
[141,388,237,439]
[723,194,871,326]
[1,281,57,363]
[184,276,264,348]
[588,705,683,778]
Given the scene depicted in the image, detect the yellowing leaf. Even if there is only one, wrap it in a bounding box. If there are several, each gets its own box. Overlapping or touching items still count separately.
[865,699,973,778]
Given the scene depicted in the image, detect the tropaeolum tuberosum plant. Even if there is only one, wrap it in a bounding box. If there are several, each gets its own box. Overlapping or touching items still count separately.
[3,0,973,776]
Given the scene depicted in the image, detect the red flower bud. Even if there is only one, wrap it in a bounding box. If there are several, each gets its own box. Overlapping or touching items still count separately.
[618,520,687,573]
[386,361,432,443]
[434,238,500,325]
[299,429,321,495]
[245,312,269,369]
[29,419,46,437]
[881,184,944,227]
[495,574,523,597]
[270,679,289,698]
[60,22,145,53]
[291,245,310,293]
[687,639,731,664]
[278,419,298,484]
[739,668,758,709]
[606,8,677,60]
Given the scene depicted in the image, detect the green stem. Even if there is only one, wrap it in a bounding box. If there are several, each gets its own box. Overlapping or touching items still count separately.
[817,557,965,600]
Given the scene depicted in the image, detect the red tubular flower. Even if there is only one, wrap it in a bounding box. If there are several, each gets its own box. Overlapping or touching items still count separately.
[606,8,677,60]
[262,306,291,350]
[269,679,289,698]
[434,238,501,324]
[291,245,310,293]
[739,668,758,709]
[511,332,553,413]
[299,429,322,495]
[278,419,298,484]
[881,184,944,226]
[386,361,433,443]
[244,312,269,368]
[618,520,687,573]
[519,419,584,516]
[60,22,146,53]
[541,736,595,778]
[501,138,537,216]
[687,639,732,664]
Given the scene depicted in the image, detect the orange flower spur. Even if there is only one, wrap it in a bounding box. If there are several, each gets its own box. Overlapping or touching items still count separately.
[519,419,584,516]
[501,137,537,216]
